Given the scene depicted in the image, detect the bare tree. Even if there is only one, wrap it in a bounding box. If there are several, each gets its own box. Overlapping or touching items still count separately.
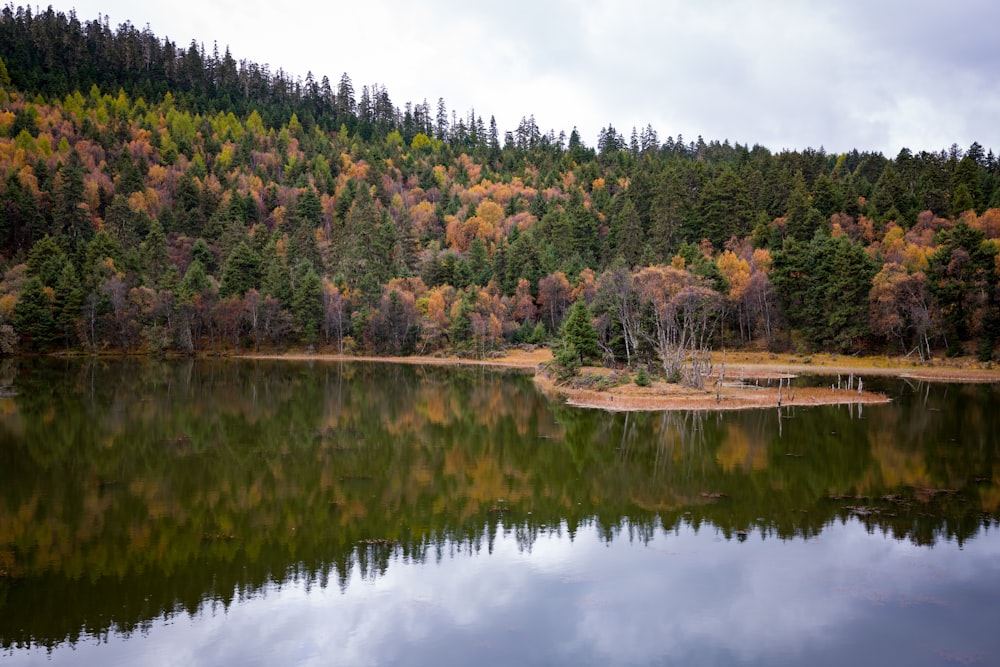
[634,266,723,388]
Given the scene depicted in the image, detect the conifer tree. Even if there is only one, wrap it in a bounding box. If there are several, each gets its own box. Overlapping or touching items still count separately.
[291,260,323,344]
[53,149,91,251]
[53,261,83,348]
[559,300,600,365]
[13,277,57,350]
[219,241,261,298]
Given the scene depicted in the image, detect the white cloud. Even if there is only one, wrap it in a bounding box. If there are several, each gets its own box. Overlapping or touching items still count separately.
[8,520,999,666]
[37,0,1000,154]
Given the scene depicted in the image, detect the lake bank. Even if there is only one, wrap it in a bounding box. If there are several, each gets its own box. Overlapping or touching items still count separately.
[239,347,1000,412]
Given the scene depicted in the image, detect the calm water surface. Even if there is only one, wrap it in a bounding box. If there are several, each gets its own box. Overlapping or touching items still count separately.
[0,359,998,666]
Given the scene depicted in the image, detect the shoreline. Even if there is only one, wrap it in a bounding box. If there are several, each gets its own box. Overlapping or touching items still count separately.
[242,350,547,370]
[533,372,891,413]
[239,348,1000,413]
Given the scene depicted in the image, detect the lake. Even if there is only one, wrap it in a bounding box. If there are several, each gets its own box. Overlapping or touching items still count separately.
[0,359,998,666]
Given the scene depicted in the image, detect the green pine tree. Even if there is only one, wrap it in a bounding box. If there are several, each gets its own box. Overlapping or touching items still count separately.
[53,261,83,348]
[141,218,170,288]
[291,261,323,344]
[13,277,57,351]
[559,300,600,365]
[219,241,262,298]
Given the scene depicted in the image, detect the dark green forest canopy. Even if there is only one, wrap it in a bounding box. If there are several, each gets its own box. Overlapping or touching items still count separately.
[1,4,999,362]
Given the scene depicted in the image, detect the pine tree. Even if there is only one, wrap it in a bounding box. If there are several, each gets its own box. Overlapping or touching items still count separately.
[53,149,91,251]
[784,171,812,242]
[141,218,170,288]
[261,238,292,305]
[611,196,644,268]
[81,231,125,291]
[13,277,57,351]
[179,259,211,303]
[698,165,753,246]
[53,261,83,347]
[291,261,323,344]
[448,290,476,350]
[340,187,392,301]
[295,186,323,233]
[559,300,600,364]
[26,235,67,287]
[219,241,261,298]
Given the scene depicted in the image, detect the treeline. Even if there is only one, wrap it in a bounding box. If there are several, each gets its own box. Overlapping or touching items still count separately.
[0,3,502,146]
[1,4,1000,362]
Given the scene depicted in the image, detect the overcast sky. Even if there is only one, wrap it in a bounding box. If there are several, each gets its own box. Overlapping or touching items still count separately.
[45,0,1000,156]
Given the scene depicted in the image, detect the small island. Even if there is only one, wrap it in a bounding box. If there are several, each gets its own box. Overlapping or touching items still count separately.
[534,365,889,412]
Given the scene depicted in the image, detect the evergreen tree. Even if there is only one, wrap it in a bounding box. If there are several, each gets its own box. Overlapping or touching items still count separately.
[53,260,83,347]
[559,300,600,364]
[26,235,67,286]
[647,167,688,262]
[1,171,46,250]
[566,188,598,266]
[291,260,323,344]
[52,149,91,251]
[610,196,644,268]
[190,238,216,274]
[492,238,509,292]
[772,234,876,350]
[179,259,211,302]
[698,165,753,246]
[81,231,125,290]
[467,237,491,286]
[448,290,476,350]
[219,241,261,298]
[810,173,844,218]
[926,220,998,356]
[104,194,148,249]
[340,187,392,301]
[295,186,323,233]
[505,231,542,295]
[288,224,324,275]
[261,238,292,305]
[784,171,813,242]
[141,218,170,288]
[13,276,57,351]
[871,163,909,221]
[952,153,983,213]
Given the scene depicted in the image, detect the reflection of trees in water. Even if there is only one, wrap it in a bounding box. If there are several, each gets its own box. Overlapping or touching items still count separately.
[649,410,707,480]
[0,360,998,649]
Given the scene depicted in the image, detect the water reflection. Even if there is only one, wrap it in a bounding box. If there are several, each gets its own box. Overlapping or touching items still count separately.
[0,359,998,659]
[5,521,999,667]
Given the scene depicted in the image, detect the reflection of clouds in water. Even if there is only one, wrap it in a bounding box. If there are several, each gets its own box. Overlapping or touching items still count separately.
[9,520,1000,667]
[561,531,842,665]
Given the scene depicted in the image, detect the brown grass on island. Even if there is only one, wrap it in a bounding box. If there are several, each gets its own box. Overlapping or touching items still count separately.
[242,347,1000,413]
[534,368,890,413]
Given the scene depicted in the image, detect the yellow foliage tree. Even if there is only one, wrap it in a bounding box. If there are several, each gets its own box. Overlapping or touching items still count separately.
[476,200,504,228]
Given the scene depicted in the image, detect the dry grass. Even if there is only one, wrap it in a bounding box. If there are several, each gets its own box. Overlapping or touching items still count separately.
[535,368,890,413]
[714,350,1000,382]
[243,346,551,370]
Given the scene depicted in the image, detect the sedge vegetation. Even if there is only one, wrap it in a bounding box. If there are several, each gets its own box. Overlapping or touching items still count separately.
[1,5,1000,380]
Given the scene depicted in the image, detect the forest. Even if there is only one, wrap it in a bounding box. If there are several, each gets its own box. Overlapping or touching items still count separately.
[1,4,1000,371]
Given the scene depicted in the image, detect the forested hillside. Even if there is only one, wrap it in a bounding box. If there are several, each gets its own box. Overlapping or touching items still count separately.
[2,4,999,365]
